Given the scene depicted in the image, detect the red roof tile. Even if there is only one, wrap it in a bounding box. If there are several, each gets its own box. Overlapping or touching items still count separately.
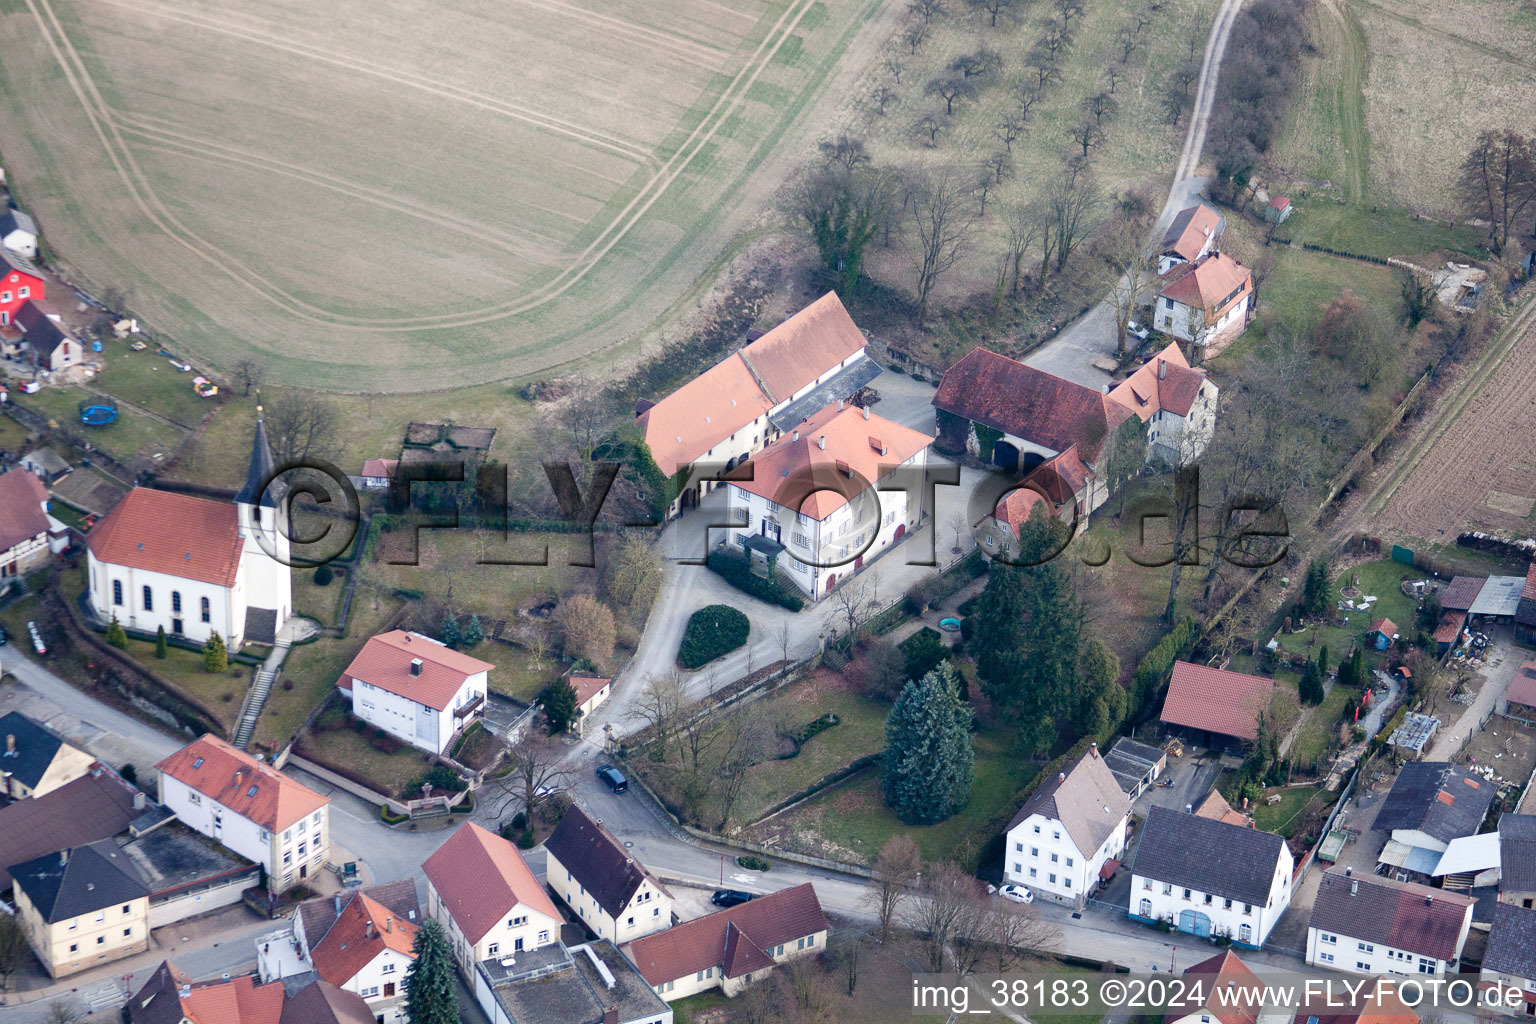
[311,892,418,988]
[1160,204,1223,263]
[624,883,828,986]
[1508,662,1536,709]
[180,975,286,1024]
[1522,562,1536,601]
[568,674,611,709]
[1107,342,1209,422]
[422,822,561,944]
[87,488,244,588]
[341,631,493,711]
[638,354,773,478]
[0,469,51,553]
[1441,576,1486,611]
[1166,951,1260,1024]
[721,922,776,979]
[1434,610,1466,644]
[360,459,397,479]
[156,734,328,831]
[1161,661,1274,741]
[1370,618,1398,637]
[933,348,1112,460]
[1157,253,1252,318]
[737,292,868,404]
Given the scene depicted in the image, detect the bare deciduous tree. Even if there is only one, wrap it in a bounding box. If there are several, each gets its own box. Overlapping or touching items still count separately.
[489,735,571,841]
[1047,162,1102,273]
[999,200,1046,297]
[634,673,686,758]
[233,358,263,397]
[992,112,1026,154]
[819,134,871,174]
[925,74,978,116]
[867,835,922,942]
[966,0,1019,27]
[871,83,899,116]
[912,860,983,971]
[265,390,338,465]
[907,166,980,319]
[948,49,1001,80]
[1084,91,1120,127]
[903,19,932,53]
[1027,44,1062,90]
[1458,130,1536,256]
[1067,118,1106,158]
[882,55,906,83]
[913,111,948,147]
[1105,61,1126,94]
[909,0,947,21]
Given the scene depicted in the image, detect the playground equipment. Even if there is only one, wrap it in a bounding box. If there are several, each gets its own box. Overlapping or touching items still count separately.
[79,396,118,426]
[193,376,218,398]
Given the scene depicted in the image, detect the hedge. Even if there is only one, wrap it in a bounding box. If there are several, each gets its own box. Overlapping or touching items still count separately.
[1132,617,1200,715]
[706,551,805,611]
[678,605,750,669]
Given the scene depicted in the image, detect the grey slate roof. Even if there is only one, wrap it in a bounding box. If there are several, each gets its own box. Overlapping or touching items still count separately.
[279,980,375,1024]
[0,771,138,889]
[0,710,75,791]
[1104,737,1166,794]
[1130,805,1287,905]
[1501,814,1536,892]
[1308,867,1474,962]
[1373,762,1495,845]
[235,407,279,509]
[9,839,150,923]
[0,209,37,238]
[544,805,670,920]
[1486,902,1536,979]
[125,961,195,1024]
[1007,747,1130,856]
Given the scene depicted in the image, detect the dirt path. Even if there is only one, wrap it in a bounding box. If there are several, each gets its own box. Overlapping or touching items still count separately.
[1317,0,1370,202]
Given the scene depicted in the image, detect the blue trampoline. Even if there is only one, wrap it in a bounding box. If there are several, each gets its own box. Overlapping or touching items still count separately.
[79,398,118,426]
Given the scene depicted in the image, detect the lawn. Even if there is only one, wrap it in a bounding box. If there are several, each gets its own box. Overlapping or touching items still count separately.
[294,726,433,800]
[1276,201,1487,261]
[13,385,186,464]
[1289,683,1354,770]
[1275,558,1421,663]
[90,343,221,427]
[291,565,347,628]
[114,632,250,734]
[743,724,1039,866]
[0,410,37,455]
[486,654,554,704]
[1252,784,1320,834]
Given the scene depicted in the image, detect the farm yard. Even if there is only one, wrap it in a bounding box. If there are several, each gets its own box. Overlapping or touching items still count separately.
[0,0,894,391]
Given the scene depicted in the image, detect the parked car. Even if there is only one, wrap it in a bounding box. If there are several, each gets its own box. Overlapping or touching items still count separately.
[1126,320,1151,341]
[595,764,628,793]
[712,889,755,908]
[0,623,9,645]
[27,621,45,655]
[997,884,1034,904]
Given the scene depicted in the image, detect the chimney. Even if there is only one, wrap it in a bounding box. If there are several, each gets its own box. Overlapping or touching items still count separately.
[863,406,870,420]
[792,429,799,442]
[4,734,13,754]
[1158,359,1167,380]
[410,658,423,677]
[838,400,844,412]
[1345,867,1352,877]
[404,634,412,643]
[818,435,826,450]
[386,918,392,933]
[366,920,374,940]
[133,792,146,811]
[1089,742,1098,758]
[1425,895,1433,907]
[603,1009,619,1024]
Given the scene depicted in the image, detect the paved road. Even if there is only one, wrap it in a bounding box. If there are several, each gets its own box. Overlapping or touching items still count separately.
[1,649,181,768]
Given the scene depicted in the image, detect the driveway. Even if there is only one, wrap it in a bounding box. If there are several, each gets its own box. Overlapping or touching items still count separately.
[1427,626,1523,760]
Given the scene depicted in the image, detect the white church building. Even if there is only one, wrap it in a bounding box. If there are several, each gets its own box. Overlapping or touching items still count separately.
[86,408,292,648]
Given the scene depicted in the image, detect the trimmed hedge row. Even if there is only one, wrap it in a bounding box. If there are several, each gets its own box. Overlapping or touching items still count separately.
[1132,616,1200,714]
[678,604,750,669]
[706,551,805,611]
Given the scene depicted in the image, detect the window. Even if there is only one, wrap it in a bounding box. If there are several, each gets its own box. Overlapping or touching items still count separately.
[1065,857,1074,868]
[172,591,182,613]
[0,291,8,302]
[313,812,322,825]
[1359,943,1374,953]
[1031,847,1039,858]
[1049,874,1057,884]
[97,936,106,945]
[1033,825,1041,834]
[1183,889,1192,900]
[381,963,395,974]
[95,912,104,923]
[69,944,78,954]
[112,580,123,606]
[510,915,528,927]
[537,930,549,943]
[1239,924,1252,944]
[1053,831,1061,841]
[142,585,153,611]
[283,852,292,865]
[298,819,307,834]
[1029,868,1037,879]
[18,286,28,298]
[1140,898,1153,917]
[1204,894,1213,905]
[1321,934,1336,945]
[1163,883,1173,895]
[1318,953,1332,963]
[1050,853,1058,863]
[1014,863,1022,874]
[1418,960,1436,974]
[628,917,635,926]
[122,905,131,914]
[283,830,291,842]
[807,934,815,947]
[1224,899,1232,910]
[123,928,132,937]
[1244,903,1253,915]
[1015,842,1023,853]
[361,986,379,998]
[1064,878,1072,889]
[1163,297,1174,309]
[201,596,211,623]
[188,792,201,805]
[298,842,307,856]
[1357,962,1371,971]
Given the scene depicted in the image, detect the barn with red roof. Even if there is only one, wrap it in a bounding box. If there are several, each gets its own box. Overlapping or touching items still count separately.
[1160,660,1275,746]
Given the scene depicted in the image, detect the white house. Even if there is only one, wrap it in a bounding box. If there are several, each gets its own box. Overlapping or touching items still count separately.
[1157,203,1223,275]
[1130,805,1294,948]
[305,891,418,1022]
[1164,951,1293,1024]
[86,410,292,648]
[156,734,330,892]
[1306,867,1475,977]
[567,674,612,737]
[0,209,38,260]
[1105,342,1220,465]
[359,458,397,492]
[1003,743,1130,908]
[338,630,491,755]
[1482,903,1536,1012]
[0,469,67,579]
[544,806,673,944]
[13,301,82,373]
[638,291,878,517]
[1154,252,1254,349]
[721,400,933,599]
[422,822,564,979]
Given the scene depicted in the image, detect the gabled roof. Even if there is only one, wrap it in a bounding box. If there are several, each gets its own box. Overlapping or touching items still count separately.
[297,880,420,950]
[156,734,328,832]
[1308,867,1473,962]
[1194,789,1250,827]
[545,806,670,920]
[1107,343,1210,422]
[127,961,197,1024]
[1131,806,1287,904]
[1161,661,1274,742]
[1433,610,1466,645]
[737,291,868,404]
[1165,951,1260,1024]
[0,247,44,281]
[311,892,418,987]
[0,469,51,553]
[279,980,376,1024]
[10,840,149,923]
[340,630,494,711]
[729,401,932,520]
[15,299,70,355]
[1440,576,1486,612]
[1501,814,1536,892]
[624,883,828,986]
[1160,204,1223,263]
[933,348,1111,460]
[1369,617,1398,637]
[638,353,773,478]
[1007,746,1130,856]
[0,209,37,238]
[1486,903,1536,980]
[0,771,138,889]
[1157,253,1252,316]
[360,458,397,479]
[1524,561,1536,602]
[22,447,69,476]
[1508,662,1536,709]
[180,974,286,1024]
[721,921,776,978]
[568,674,612,709]
[422,822,561,944]
[88,488,245,588]
[1373,762,1495,845]
[0,710,84,791]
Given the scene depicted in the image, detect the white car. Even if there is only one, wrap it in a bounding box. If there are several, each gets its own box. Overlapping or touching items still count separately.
[27,621,46,656]
[998,884,1033,904]
[1127,320,1151,341]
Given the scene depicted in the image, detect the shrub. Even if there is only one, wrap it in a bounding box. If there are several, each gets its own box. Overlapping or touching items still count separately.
[202,631,228,673]
[900,628,948,683]
[678,605,750,669]
[555,594,616,666]
[737,854,771,872]
[154,626,167,659]
[705,551,805,611]
[379,805,408,825]
[281,678,294,691]
[517,829,536,849]
[106,616,128,650]
[313,564,334,586]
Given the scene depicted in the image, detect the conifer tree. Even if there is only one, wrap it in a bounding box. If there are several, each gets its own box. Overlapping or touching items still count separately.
[883,664,974,825]
[403,920,458,1024]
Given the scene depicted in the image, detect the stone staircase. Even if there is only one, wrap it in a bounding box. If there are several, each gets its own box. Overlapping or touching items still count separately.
[233,636,290,749]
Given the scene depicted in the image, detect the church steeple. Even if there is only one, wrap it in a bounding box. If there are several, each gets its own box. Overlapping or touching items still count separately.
[235,396,278,509]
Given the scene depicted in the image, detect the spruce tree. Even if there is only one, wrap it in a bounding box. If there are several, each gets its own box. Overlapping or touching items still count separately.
[202,631,228,672]
[155,626,168,659]
[1302,559,1331,617]
[1298,659,1324,705]
[463,614,485,648]
[106,615,128,650]
[882,664,974,825]
[440,613,461,650]
[539,678,579,735]
[403,919,458,1024]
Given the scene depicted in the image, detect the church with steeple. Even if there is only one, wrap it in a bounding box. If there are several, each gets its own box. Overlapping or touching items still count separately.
[86,408,292,649]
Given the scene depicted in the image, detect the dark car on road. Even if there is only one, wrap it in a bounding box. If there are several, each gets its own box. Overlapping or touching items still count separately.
[711,889,755,908]
[595,764,628,793]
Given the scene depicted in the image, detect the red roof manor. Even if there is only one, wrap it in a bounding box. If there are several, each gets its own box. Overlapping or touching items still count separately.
[340,630,493,711]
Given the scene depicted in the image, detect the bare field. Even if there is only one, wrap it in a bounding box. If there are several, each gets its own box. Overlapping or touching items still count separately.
[1375,322,1536,544]
[0,0,890,390]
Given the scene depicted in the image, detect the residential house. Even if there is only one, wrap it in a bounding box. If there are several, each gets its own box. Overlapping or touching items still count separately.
[1481,903,1536,1014]
[1158,203,1224,274]
[1154,252,1254,349]
[1002,743,1131,907]
[0,208,38,260]
[257,881,421,992]
[1516,562,1536,647]
[1103,736,1167,799]
[1264,196,1293,225]
[1194,789,1252,828]
[1305,867,1475,976]
[338,630,492,755]
[308,891,419,1022]
[87,411,292,647]
[1373,762,1495,881]
[126,960,286,1024]
[0,470,66,578]
[545,806,673,944]
[1160,661,1275,748]
[472,940,673,1024]
[156,734,330,892]
[1164,951,1289,1024]
[0,248,45,326]
[13,300,82,372]
[973,444,1099,555]
[623,883,829,1000]
[20,447,68,483]
[1500,814,1536,909]
[721,400,932,598]
[567,674,612,736]
[1104,342,1220,465]
[638,292,877,517]
[1291,984,1419,1024]
[8,842,150,977]
[422,822,564,978]
[0,710,95,799]
[280,980,378,1024]
[359,458,398,492]
[0,770,140,890]
[1129,805,1294,948]
[1369,618,1399,650]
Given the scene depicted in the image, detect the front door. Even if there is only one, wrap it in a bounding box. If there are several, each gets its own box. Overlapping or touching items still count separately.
[383,983,394,998]
[172,618,183,635]
[299,864,307,880]
[762,519,781,542]
[1176,910,1212,938]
